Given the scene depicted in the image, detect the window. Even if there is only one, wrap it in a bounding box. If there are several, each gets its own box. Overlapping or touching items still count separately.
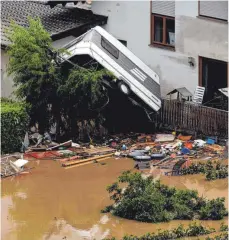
[151,14,175,47]
[101,37,119,59]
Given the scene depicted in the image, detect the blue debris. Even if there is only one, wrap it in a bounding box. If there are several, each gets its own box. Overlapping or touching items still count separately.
[181,147,190,155]
[122,144,127,150]
[206,138,215,145]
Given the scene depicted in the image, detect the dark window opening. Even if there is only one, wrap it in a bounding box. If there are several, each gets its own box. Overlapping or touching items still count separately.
[118,40,127,47]
[151,14,175,48]
[200,56,228,108]
[166,18,175,45]
[154,16,163,43]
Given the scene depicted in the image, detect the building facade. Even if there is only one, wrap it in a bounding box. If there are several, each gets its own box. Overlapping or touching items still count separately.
[91,1,228,99]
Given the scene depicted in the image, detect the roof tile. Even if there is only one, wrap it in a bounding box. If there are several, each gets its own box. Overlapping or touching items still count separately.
[1,1,107,46]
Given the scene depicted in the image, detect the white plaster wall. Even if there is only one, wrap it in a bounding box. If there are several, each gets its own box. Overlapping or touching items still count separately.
[1,49,15,98]
[91,1,228,97]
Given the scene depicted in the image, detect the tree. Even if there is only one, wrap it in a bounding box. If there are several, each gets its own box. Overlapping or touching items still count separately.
[6,17,113,140]
[104,171,228,223]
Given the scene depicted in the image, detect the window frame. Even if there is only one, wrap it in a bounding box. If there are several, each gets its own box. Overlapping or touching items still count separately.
[151,13,175,49]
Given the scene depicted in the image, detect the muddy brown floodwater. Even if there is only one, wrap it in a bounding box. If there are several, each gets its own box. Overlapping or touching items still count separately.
[1,158,228,240]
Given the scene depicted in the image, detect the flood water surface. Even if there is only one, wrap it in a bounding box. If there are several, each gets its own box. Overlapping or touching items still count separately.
[1,158,228,240]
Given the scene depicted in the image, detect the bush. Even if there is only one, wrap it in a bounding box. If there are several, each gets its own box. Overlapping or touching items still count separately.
[1,100,29,153]
[104,222,215,240]
[105,171,228,223]
[101,205,113,213]
[180,161,228,181]
[205,232,228,240]
[199,198,228,220]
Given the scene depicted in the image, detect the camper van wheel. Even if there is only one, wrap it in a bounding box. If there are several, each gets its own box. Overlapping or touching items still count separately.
[118,82,130,95]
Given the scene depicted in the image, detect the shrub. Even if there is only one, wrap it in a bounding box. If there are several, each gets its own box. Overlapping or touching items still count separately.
[199,198,228,220]
[205,232,228,240]
[219,222,228,232]
[180,161,228,181]
[105,222,215,240]
[1,100,29,153]
[101,205,113,213]
[186,222,213,237]
[105,171,228,223]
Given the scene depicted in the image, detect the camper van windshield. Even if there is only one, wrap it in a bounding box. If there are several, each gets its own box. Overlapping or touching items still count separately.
[101,37,119,59]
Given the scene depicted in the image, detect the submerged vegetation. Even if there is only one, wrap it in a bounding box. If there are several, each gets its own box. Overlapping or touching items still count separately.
[180,160,228,181]
[105,222,228,240]
[206,232,228,240]
[103,171,228,223]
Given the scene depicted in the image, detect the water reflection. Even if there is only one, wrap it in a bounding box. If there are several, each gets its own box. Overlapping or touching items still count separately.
[42,217,111,240]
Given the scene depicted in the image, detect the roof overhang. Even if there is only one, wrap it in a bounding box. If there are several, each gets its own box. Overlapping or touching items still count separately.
[1,1,107,48]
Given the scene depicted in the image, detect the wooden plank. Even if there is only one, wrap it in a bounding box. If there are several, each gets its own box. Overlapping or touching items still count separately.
[64,157,112,170]
[62,153,114,167]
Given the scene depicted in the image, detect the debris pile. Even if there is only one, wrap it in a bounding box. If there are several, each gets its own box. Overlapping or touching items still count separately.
[1,155,32,178]
[123,133,227,173]
[2,131,227,177]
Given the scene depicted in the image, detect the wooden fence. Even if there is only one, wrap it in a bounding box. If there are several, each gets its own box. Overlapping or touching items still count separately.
[154,100,228,138]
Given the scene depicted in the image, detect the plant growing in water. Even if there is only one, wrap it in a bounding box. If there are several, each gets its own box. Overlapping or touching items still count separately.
[103,171,228,223]
[104,222,216,240]
[180,160,228,181]
[205,232,228,240]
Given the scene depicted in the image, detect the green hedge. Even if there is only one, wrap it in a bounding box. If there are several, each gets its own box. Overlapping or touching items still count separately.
[1,100,29,153]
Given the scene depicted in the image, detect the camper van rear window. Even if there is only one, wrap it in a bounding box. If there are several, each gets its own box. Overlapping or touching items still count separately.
[101,37,119,59]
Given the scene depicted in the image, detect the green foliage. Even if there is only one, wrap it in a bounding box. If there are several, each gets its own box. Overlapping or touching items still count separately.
[205,232,228,240]
[105,222,215,240]
[199,198,228,220]
[6,17,53,78]
[180,160,228,181]
[101,205,113,213]
[180,162,206,175]
[219,222,228,232]
[1,100,29,153]
[6,17,62,133]
[6,17,113,140]
[104,171,228,223]
[58,67,113,110]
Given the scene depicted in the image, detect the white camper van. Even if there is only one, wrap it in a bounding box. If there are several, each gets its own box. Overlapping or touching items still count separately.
[58,26,161,112]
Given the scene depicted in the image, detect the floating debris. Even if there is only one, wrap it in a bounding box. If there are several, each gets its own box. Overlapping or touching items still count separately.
[1,155,32,178]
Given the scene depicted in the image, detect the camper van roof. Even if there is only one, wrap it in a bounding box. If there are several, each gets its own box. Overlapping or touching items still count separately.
[93,26,160,84]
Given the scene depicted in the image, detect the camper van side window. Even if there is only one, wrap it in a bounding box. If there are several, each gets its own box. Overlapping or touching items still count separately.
[101,37,119,59]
